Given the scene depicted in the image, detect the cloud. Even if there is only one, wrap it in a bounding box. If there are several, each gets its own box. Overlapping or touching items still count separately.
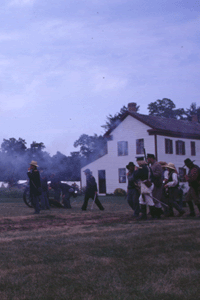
[0,32,20,42]
[8,0,35,7]
[0,2,199,156]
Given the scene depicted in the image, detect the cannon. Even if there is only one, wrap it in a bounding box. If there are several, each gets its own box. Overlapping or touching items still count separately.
[23,184,79,209]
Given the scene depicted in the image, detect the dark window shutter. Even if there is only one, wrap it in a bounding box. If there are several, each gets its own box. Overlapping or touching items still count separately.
[183,142,185,155]
[191,141,196,156]
[176,141,178,154]
[170,140,173,154]
[165,139,167,154]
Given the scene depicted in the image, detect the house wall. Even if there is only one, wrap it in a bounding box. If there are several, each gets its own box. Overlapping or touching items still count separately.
[157,135,200,168]
[81,115,200,194]
[81,115,155,194]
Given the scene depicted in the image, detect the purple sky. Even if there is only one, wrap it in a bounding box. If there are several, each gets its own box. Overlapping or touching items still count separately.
[0,0,199,156]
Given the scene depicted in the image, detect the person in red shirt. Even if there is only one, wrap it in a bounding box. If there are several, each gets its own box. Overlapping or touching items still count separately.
[184,158,200,217]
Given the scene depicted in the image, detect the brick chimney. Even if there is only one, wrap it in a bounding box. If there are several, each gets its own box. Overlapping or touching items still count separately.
[192,115,198,122]
[128,102,137,112]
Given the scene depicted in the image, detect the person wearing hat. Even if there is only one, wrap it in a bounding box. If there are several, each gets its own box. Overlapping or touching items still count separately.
[133,157,158,220]
[81,169,104,211]
[59,182,74,209]
[27,161,41,214]
[40,168,50,210]
[147,154,163,218]
[164,163,185,217]
[159,161,168,182]
[50,173,61,203]
[158,161,171,216]
[184,158,200,217]
[126,162,140,218]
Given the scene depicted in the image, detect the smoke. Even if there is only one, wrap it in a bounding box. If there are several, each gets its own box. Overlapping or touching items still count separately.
[0,145,81,184]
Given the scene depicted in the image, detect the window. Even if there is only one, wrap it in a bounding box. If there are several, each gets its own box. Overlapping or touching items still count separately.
[179,168,186,182]
[176,140,185,155]
[119,168,126,183]
[117,141,128,156]
[191,141,196,156]
[165,138,173,154]
[136,139,144,154]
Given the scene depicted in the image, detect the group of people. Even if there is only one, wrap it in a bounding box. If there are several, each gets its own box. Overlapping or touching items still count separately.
[27,155,200,218]
[27,161,76,214]
[27,160,103,214]
[126,154,200,220]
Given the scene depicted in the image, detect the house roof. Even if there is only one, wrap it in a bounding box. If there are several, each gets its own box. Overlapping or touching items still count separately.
[104,111,200,139]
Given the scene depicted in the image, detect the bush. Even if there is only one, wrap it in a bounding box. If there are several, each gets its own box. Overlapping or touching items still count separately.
[0,188,24,198]
[114,188,126,196]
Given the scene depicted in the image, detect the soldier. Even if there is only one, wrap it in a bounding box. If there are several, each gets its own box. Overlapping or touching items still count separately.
[184,158,200,217]
[147,154,163,218]
[126,162,140,218]
[40,169,50,210]
[134,157,157,220]
[50,173,61,203]
[27,160,41,214]
[81,169,104,211]
[164,163,185,217]
[159,161,170,216]
[59,182,74,209]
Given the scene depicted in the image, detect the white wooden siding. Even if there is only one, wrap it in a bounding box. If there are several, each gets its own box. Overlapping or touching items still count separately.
[157,135,200,169]
[81,115,200,194]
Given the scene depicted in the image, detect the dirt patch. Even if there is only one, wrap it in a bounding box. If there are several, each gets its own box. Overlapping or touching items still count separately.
[0,212,134,232]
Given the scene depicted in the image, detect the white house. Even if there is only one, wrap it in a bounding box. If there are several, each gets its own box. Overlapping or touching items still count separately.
[81,103,200,194]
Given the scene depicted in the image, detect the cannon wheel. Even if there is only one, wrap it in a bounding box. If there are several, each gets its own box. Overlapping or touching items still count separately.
[23,187,64,209]
[23,186,33,208]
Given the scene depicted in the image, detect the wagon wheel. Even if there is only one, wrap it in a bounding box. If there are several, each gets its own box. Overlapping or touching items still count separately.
[23,186,33,208]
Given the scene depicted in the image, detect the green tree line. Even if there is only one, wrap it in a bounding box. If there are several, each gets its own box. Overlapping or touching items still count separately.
[0,99,199,184]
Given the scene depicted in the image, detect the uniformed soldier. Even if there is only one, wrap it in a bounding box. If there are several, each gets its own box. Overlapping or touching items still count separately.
[134,157,157,220]
[147,154,163,218]
[27,160,41,214]
[81,169,104,211]
[164,163,185,217]
[126,162,140,218]
[184,158,200,217]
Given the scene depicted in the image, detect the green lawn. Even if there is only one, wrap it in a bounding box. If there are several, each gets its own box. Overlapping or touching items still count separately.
[0,196,200,300]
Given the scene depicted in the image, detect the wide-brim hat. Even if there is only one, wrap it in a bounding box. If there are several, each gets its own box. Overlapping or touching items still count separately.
[136,156,145,161]
[83,168,91,174]
[166,163,176,171]
[126,162,135,170]
[184,158,193,165]
[159,161,167,167]
[30,160,38,167]
[147,153,155,159]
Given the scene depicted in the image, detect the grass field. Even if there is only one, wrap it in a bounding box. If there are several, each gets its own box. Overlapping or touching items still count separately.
[0,195,200,300]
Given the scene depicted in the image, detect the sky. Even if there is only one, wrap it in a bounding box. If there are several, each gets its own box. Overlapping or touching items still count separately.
[0,0,199,156]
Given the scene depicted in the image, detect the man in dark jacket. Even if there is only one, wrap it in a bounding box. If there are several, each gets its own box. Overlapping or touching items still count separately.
[59,182,74,209]
[184,158,200,216]
[50,173,61,202]
[40,169,50,210]
[147,154,163,218]
[81,169,104,211]
[27,160,41,214]
[126,162,140,218]
[134,157,157,220]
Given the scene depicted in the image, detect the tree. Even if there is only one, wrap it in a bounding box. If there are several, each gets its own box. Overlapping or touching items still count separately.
[147,98,187,119]
[74,134,107,164]
[185,102,200,122]
[30,141,45,153]
[1,138,27,154]
[101,105,140,132]
[49,151,81,181]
